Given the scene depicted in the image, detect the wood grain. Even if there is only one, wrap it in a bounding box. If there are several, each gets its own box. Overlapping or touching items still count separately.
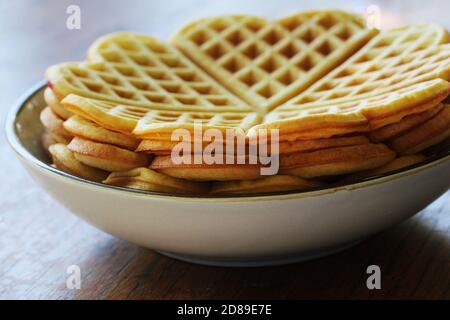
[0,0,449,299]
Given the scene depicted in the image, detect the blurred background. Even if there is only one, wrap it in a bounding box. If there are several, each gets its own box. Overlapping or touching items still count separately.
[1,0,449,299]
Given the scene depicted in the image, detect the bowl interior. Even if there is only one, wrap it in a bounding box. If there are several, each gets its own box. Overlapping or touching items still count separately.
[14,85,51,164]
[7,82,450,199]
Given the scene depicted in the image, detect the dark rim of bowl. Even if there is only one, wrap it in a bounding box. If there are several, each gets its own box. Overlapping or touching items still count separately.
[5,81,450,199]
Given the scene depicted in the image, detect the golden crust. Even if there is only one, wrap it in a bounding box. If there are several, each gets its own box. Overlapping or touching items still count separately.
[280,143,396,178]
[389,104,450,155]
[39,107,73,143]
[67,137,149,171]
[367,89,450,130]
[155,167,263,181]
[369,104,444,142]
[150,155,263,181]
[64,115,140,150]
[44,87,73,120]
[346,154,427,181]
[278,135,369,154]
[103,167,209,193]
[210,175,325,194]
[48,143,109,182]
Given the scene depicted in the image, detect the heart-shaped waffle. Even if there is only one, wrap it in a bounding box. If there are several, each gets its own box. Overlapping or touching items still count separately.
[172,10,377,113]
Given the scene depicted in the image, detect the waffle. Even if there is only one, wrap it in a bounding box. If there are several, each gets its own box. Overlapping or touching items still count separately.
[61,94,261,138]
[48,33,250,112]
[137,139,204,155]
[67,137,149,171]
[63,115,140,150]
[46,32,261,138]
[346,154,427,181]
[277,134,369,155]
[369,104,444,142]
[210,175,325,194]
[172,11,377,112]
[256,24,450,139]
[136,139,240,155]
[44,87,73,120]
[48,143,109,182]
[280,143,396,178]
[150,155,262,181]
[389,104,450,155]
[40,107,73,144]
[135,134,368,155]
[103,167,209,193]
[254,78,450,140]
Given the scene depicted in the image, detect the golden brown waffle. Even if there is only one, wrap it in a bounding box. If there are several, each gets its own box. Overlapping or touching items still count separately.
[46,33,251,113]
[103,167,209,193]
[282,24,450,105]
[63,115,140,150]
[137,139,207,155]
[136,134,369,155]
[280,143,396,178]
[172,11,377,113]
[254,78,450,140]
[150,155,262,181]
[369,104,444,142]
[61,93,261,138]
[44,87,73,120]
[67,137,149,171]
[389,104,450,155]
[346,154,427,181]
[256,24,450,139]
[211,175,325,194]
[277,134,369,154]
[40,107,73,144]
[49,143,109,182]
[46,32,261,139]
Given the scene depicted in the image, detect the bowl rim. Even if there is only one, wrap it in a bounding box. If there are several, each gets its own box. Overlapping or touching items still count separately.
[5,81,450,201]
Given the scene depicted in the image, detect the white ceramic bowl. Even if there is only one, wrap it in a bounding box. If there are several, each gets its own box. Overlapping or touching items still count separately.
[6,82,450,266]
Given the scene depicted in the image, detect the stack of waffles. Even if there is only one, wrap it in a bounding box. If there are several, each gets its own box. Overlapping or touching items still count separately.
[40,10,450,195]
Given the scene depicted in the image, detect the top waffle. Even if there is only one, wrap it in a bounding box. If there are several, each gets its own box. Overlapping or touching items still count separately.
[172,10,377,113]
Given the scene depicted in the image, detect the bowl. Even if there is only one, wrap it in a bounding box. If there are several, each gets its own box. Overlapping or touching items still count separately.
[6,82,450,267]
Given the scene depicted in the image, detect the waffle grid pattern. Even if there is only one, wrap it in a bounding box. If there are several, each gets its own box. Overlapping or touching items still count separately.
[51,34,251,113]
[136,110,260,132]
[267,79,447,122]
[281,25,450,107]
[63,94,261,135]
[174,12,372,111]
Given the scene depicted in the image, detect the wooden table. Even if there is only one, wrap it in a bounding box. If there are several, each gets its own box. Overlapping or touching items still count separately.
[0,0,449,299]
